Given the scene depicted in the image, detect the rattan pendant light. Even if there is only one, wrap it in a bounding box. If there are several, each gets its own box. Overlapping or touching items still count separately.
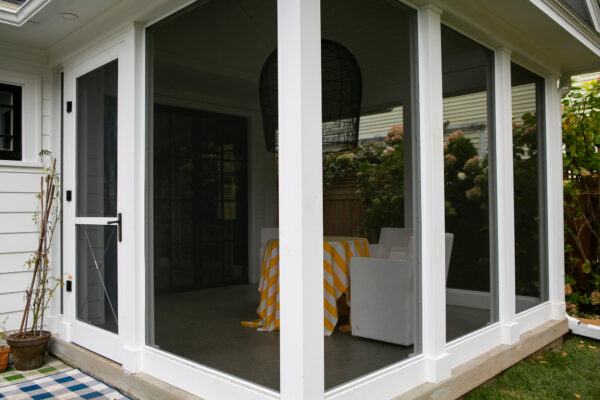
[259,39,362,153]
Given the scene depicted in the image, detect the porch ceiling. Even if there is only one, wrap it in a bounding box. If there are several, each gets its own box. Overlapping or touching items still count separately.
[152,0,415,113]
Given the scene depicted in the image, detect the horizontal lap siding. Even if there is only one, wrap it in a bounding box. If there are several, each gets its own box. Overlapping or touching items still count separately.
[1,171,44,331]
[0,193,39,212]
[0,232,38,253]
[0,252,33,274]
[0,290,28,313]
[0,213,37,233]
[0,171,44,192]
[0,48,55,332]
[1,311,26,332]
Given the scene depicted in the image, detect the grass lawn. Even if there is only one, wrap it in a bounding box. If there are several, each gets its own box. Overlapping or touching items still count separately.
[463,335,600,400]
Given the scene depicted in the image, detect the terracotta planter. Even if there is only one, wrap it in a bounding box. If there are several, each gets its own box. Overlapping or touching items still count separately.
[6,331,51,371]
[0,345,9,372]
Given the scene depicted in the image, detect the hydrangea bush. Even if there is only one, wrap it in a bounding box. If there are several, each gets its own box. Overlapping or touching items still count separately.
[323,126,405,241]
[443,130,490,291]
[562,78,600,319]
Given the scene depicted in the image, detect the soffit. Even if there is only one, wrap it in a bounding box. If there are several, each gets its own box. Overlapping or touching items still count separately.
[423,0,600,75]
[0,0,121,49]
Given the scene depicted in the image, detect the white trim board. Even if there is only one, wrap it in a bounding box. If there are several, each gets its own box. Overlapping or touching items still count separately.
[446,288,542,311]
[141,345,279,400]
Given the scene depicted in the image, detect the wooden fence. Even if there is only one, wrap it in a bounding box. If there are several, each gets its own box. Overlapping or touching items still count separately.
[323,178,364,237]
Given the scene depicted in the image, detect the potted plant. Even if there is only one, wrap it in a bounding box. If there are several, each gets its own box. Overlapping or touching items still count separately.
[6,151,61,370]
[0,317,9,372]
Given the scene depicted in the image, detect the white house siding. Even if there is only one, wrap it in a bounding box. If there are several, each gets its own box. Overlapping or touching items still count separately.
[358,106,403,141]
[0,42,54,332]
[574,72,600,83]
[359,87,538,149]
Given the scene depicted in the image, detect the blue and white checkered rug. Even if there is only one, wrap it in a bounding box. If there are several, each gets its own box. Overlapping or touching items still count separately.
[0,368,130,399]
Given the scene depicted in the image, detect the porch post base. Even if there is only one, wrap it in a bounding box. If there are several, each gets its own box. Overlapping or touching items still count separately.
[121,346,142,373]
[551,302,566,320]
[425,352,451,383]
[58,320,72,343]
[500,322,520,345]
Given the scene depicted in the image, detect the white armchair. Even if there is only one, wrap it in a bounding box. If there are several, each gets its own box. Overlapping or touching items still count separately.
[368,227,412,258]
[350,233,454,346]
[445,232,454,281]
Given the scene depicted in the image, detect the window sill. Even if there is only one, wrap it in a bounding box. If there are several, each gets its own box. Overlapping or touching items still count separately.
[0,159,43,170]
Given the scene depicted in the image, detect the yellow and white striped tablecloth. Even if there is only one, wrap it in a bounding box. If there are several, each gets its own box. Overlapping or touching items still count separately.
[242,237,370,335]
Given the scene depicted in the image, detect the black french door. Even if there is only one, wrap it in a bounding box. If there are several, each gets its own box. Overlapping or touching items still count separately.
[153,105,248,294]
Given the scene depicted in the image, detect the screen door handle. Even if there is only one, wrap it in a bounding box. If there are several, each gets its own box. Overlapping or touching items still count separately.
[107,213,122,242]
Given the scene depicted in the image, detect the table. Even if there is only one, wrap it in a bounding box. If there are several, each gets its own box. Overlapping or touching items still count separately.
[242,236,370,335]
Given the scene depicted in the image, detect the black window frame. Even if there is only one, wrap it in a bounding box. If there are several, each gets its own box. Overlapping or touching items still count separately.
[0,83,23,161]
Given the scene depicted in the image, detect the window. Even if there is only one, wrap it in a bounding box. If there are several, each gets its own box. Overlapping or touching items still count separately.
[441,25,497,341]
[511,62,547,312]
[0,83,22,160]
[322,0,419,388]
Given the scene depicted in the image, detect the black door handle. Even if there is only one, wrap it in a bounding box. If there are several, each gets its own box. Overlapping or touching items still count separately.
[107,213,122,242]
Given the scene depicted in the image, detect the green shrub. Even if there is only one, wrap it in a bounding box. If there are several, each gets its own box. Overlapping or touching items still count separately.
[562,78,600,318]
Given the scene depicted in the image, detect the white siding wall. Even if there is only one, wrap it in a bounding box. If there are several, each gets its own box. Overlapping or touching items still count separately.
[358,86,539,145]
[0,42,54,332]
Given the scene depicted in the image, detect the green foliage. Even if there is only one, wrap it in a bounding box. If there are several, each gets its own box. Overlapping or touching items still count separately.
[512,113,543,297]
[562,78,600,318]
[0,317,7,342]
[464,336,600,399]
[323,122,539,294]
[323,126,405,240]
[443,130,490,291]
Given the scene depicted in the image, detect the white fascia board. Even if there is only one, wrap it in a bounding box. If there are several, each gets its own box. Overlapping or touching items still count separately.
[586,0,600,31]
[530,0,600,58]
[0,0,52,27]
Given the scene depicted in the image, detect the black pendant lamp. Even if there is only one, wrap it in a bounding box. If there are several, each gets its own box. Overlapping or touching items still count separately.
[259,39,362,153]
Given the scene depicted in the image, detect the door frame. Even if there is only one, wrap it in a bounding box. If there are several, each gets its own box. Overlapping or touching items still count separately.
[61,36,136,365]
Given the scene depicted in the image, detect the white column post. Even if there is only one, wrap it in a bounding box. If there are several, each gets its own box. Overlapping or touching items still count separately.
[119,25,141,373]
[493,48,519,344]
[277,0,325,399]
[121,22,148,372]
[417,4,450,383]
[544,74,566,320]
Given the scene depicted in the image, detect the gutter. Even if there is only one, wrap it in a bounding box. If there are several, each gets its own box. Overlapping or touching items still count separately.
[567,314,600,340]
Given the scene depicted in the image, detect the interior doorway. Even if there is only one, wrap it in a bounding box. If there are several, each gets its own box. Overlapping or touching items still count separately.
[153,104,249,295]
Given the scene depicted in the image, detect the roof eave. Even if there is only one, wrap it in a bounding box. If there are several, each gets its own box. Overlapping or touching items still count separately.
[0,0,51,27]
[530,0,600,60]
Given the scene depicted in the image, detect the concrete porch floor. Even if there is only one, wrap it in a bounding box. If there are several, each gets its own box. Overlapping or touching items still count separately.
[152,284,491,390]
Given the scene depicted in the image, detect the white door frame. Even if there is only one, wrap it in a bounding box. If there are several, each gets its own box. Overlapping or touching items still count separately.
[62,36,135,365]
